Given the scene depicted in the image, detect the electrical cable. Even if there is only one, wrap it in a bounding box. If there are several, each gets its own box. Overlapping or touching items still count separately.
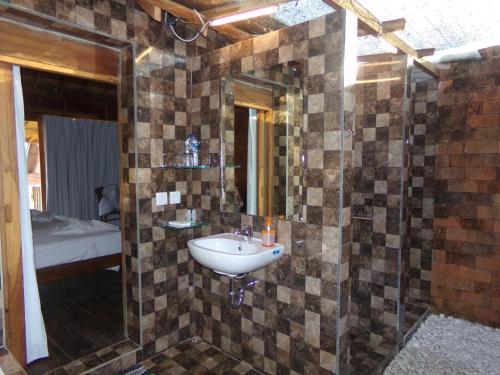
[166,9,210,43]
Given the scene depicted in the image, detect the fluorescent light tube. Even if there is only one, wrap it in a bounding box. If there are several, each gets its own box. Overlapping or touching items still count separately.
[209,5,279,26]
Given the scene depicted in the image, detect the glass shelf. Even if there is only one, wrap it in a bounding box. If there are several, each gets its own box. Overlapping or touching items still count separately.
[159,165,211,170]
[158,221,209,231]
[158,164,240,170]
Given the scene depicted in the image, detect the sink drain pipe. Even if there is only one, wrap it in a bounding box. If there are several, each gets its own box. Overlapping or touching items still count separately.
[228,276,259,308]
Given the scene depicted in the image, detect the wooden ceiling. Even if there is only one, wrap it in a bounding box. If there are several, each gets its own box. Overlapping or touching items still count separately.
[21,68,117,121]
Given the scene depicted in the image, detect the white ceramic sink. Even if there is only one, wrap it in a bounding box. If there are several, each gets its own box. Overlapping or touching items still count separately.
[187,233,284,277]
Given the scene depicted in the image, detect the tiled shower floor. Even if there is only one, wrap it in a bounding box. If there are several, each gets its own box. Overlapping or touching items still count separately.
[140,304,430,375]
[141,340,262,375]
[349,302,430,375]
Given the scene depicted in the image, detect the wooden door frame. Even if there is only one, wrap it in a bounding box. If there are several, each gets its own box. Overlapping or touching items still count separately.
[0,21,121,368]
[0,62,27,367]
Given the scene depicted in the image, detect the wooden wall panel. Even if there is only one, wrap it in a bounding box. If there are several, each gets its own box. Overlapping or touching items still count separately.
[234,81,272,111]
[0,62,26,367]
[0,21,119,84]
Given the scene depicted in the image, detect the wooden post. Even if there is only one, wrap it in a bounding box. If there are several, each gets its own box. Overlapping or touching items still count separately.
[36,117,47,212]
[0,62,27,367]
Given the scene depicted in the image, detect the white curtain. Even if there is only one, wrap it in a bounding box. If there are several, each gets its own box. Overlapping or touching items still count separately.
[246,109,258,215]
[13,66,48,363]
[44,116,119,221]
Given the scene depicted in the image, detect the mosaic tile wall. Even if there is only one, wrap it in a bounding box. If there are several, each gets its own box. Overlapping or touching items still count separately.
[432,45,500,328]
[119,43,139,345]
[351,54,410,349]
[407,69,438,304]
[271,72,304,219]
[131,38,193,357]
[188,11,356,374]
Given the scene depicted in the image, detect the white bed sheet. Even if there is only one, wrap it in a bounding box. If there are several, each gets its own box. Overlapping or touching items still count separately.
[31,211,121,269]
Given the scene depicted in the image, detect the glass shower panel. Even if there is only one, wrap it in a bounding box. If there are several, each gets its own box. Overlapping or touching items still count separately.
[349,53,410,373]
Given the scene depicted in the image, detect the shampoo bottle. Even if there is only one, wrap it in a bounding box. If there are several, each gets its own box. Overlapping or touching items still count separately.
[262,217,276,247]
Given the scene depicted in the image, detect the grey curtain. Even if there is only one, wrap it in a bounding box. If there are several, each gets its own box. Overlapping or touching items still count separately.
[44,115,119,220]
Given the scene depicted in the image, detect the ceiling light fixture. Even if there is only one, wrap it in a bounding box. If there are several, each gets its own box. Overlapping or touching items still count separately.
[209,5,279,27]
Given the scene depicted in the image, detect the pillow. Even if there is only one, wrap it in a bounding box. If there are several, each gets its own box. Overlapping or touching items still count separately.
[98,196,115,217]
[101,184,119,210]
[30,209,55,223]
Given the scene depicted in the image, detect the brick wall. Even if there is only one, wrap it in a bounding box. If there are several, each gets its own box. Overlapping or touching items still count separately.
[433,46,500,328]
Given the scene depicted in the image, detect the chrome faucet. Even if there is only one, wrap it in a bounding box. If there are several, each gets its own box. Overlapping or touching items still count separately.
[233,224,253,242]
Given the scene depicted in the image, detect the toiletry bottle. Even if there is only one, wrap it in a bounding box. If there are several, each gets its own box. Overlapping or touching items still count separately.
[191,209,197,224]
[186,209,192,223]
[262,217,276,247]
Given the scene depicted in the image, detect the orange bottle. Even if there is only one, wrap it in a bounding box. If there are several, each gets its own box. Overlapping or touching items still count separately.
[262,217,276,247]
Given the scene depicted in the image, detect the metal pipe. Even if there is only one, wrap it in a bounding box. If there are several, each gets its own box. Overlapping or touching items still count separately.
[228,276,259,309]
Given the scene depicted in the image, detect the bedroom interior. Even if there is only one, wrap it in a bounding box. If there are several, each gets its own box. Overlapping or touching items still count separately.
[17,68,125,374]
[0,1,498,375]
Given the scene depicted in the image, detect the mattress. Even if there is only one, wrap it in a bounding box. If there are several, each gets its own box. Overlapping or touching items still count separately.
[31,210,121,269]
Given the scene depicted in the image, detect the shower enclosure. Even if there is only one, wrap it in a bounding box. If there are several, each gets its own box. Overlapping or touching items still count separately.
[348,52,435,373]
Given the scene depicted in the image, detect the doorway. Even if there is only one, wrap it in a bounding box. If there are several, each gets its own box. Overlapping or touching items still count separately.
[0,17,129,372]
[19,68,123,374]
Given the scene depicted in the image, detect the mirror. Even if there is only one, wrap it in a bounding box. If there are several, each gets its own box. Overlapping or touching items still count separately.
[220,60,305,221]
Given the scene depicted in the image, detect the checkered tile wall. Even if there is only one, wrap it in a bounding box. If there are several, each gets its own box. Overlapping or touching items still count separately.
[407,70,437,304]
[351,55,410,348]
[188,11,356,374]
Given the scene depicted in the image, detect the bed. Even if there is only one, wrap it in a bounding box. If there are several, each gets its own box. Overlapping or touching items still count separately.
[31,210,122,284]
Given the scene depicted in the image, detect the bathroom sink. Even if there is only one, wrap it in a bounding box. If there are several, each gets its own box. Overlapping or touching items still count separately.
[187,233,284,277]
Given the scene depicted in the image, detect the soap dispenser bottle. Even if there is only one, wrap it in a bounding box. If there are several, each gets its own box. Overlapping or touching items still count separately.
[262,217,276,247]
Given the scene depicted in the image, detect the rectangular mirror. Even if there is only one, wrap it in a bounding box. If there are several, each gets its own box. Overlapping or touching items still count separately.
[220,60,305,221]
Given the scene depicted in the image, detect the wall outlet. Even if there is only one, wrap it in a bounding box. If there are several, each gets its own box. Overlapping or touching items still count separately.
[156,192,169,206]
[169,191,181,204]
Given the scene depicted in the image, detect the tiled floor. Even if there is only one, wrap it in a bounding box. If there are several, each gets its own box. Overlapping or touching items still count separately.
[27,270,124,375]
[349,302,430,375]
[141,340,262,375]
[0,347,25,375]
[349,336,394,375]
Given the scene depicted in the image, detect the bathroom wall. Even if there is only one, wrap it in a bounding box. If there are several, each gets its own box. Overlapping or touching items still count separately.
[351,54,410,350]
[433,46,500,328]
[407,70,437,304]
[188,11,356,374]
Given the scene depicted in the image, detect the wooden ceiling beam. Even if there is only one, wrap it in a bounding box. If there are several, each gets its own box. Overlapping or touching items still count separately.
[358,18,405,37]
[381,18,406,34]
[324,0,439,78]
[137,0,162,22]
[416,48,435,57]
[201,0,285,20]
[140,0,251,42]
